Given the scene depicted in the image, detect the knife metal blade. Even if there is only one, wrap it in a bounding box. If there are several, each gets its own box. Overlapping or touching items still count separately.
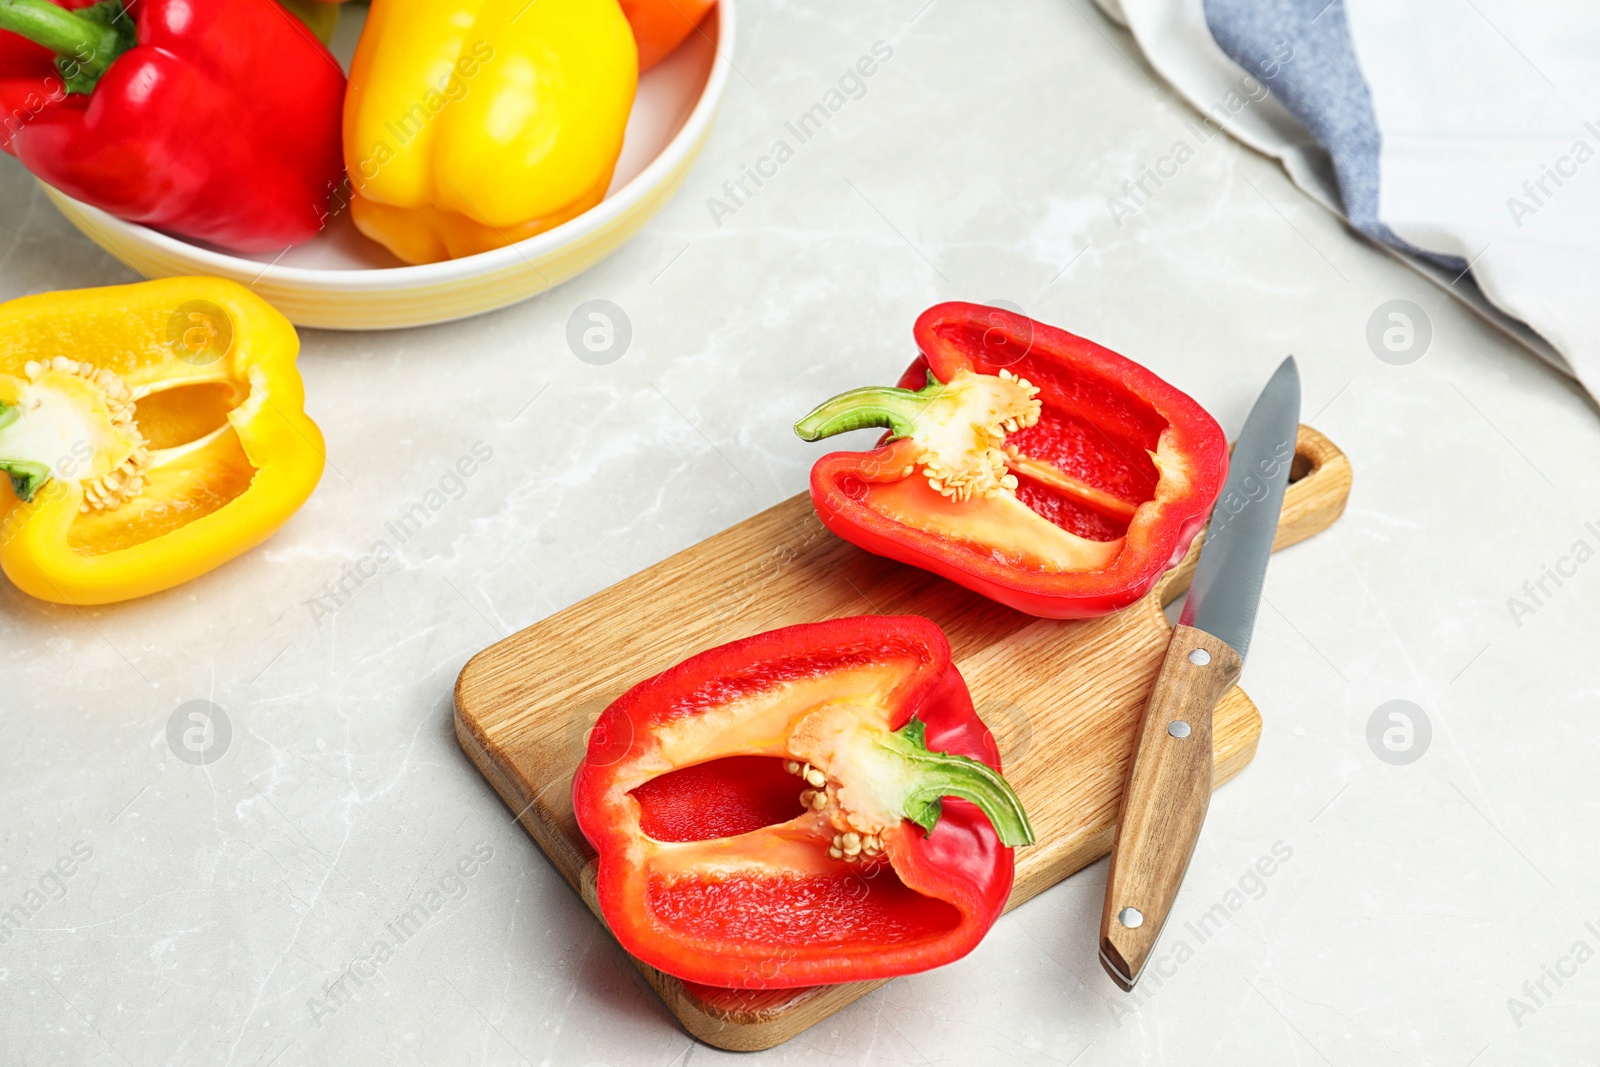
[1098,356,1301,991]
[1180,355,1302,659]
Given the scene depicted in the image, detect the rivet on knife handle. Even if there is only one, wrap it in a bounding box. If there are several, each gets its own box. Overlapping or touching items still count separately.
[1099,624,1242,990]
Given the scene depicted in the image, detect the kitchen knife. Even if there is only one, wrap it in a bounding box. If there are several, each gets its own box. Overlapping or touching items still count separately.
[1098,355,1301,991]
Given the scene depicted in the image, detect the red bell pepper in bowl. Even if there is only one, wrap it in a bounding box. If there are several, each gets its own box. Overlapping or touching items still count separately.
[796,303,1228,619]
[573,615,1032,989]
[0,0,347,253]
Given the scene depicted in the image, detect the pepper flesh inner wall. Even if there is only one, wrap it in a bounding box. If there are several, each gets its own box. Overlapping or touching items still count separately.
[633,756,808,843]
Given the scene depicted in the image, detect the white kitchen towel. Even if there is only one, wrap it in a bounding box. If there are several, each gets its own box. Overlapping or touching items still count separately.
[1093,0,1600,399]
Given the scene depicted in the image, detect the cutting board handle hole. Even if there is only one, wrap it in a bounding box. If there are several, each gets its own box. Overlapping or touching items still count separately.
[1290,441,1318,483]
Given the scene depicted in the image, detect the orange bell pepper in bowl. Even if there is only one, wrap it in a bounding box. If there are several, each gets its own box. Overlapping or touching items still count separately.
[619,0,717,71]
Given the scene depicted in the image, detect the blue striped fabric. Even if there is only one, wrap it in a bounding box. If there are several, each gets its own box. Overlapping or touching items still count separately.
[1201,0,1466,272]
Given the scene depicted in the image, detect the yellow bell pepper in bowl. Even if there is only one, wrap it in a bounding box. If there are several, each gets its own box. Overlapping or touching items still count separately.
[345,0,640,265]
[0,278,325,606]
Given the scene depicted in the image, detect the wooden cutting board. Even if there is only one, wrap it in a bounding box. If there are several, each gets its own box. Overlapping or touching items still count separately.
[454,425,1352,1052]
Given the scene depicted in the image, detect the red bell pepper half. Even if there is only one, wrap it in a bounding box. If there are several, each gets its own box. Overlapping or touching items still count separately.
[573,615,1032,989]
[795,302,1228,619]
[0,0,347,252]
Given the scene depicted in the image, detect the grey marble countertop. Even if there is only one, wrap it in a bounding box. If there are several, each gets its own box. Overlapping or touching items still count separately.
[3,2,1597,1064]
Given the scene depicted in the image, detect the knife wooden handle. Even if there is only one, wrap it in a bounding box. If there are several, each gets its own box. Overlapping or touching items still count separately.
[1099,624,1243,990]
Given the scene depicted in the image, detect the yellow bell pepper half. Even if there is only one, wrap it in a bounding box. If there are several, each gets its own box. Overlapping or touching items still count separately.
[0,279,325,606]
[344,0,639,265]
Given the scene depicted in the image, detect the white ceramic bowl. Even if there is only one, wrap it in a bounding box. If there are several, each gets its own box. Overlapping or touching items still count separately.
[43,2,732,330]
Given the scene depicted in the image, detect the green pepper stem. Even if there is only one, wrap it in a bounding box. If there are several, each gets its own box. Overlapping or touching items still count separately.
[885,718,1035,847]
[0,460,52,503]
[0,405,52,502]
[794,373,944,443]
[0,0,134,94]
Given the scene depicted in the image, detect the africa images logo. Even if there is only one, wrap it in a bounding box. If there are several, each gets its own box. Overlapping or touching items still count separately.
[0,842,94,947]
[307,842,496,1025]
[705,41,895,228]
